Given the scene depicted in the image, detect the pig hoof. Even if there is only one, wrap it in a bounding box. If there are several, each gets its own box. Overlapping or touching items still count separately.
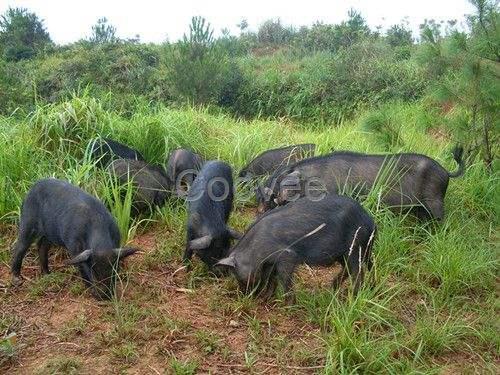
[11,276,23,287]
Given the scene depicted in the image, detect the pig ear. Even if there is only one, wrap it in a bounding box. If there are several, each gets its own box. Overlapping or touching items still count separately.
[189,235,213,250]
[263,187,273,199]
[66,249,93,265]
[287,170,302,180]
[227,227,242,240]
[114,247,139,260]
[216,255,235,268]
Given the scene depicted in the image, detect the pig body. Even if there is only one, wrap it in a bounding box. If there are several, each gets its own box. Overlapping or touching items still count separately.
[239,144,316,180]
[108,159,171,213]
[185,161,240,268]
[11,178,137,299]
[217,195,376,302]
[90,137,145,167]
[257,147,464,220]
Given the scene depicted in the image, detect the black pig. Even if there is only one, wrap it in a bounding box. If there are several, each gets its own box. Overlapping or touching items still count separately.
[217,195,376,303]
[11,178,138,299]
[239,144,316,180]
[108,159,171,213]
[166,148,203,196]
[257,147,464,220]
[90,137,145,167]
[184,161,241,268]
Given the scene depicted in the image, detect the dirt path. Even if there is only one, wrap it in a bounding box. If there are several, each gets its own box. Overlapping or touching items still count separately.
[0,227,327,374]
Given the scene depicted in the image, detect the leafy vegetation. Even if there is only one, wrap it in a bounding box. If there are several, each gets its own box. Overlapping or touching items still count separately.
[0,7,52,61]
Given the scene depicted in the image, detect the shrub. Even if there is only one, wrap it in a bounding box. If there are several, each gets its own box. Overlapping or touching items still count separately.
[257,19,295,45]
[166,17,234,105]
[0,7,52,61]
[230,41,428,125]
[0,60,32,114]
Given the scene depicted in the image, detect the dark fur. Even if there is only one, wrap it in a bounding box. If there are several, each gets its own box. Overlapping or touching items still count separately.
[218,195,376,303]
[166,148,203,196]
[184,161,237,268]
[10,178,136,299]
[239,144,316,179]
[257,147,465,220]
[108,159,171,214]
[90,137,145,167]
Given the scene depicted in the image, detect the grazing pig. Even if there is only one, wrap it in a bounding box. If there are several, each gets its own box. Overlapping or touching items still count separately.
[166,148,203,196]
[184,161,241,268]
[257,146,464,220]
[217,195,376,303]
[239,144,316,180]
[108,159,171,213]
[90,137,145,167]
[10,178,138,299]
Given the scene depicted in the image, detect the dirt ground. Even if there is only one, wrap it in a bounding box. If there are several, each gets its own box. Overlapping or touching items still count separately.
[0,225,333,374]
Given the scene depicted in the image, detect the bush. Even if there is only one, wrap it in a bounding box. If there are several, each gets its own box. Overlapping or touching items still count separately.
[361,105,404,150]
[29,42,164,103]
[229,41,428,125]
[257,19,295,45]
[0,7,52,61]
[166,17,235,105]
[0,60,32,114]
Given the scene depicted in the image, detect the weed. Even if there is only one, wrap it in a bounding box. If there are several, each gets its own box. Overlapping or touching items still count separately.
[59,314,87,340]
[194,329,220,355]
[169,357,198,375]
[34,357,82,375]
[110,341,139,363]
[0,333,16,367]
[27,271,69,298]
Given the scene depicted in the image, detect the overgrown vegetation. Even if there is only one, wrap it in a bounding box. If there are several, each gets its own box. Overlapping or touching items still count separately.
[0,1,498,373]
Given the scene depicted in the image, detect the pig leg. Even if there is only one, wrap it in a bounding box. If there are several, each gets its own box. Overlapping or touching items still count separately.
[276,256,298,304]
[11,223,37,285]
[37,237,51,275]
[259,265,278,301]
[260,278,278,301]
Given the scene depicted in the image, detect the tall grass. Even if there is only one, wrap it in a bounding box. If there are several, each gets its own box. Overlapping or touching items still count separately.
[0,94,497,372]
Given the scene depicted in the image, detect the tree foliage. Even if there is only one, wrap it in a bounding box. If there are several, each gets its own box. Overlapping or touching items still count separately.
[257,19,294,45]
[0,3,497,162]
[89,17,118,44]
[298,9,371,52]
[167,17,233,105]
[386,23,413,47]
[421,0,499,170]
[0,7,52,61]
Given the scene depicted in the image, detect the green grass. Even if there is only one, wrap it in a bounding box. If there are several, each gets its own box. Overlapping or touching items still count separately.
[27,271,70,298]
[194,329,221,355]
[169,357,199,375]
[58,314,87,341]
[110,341,139,363]
[34,357,82,375]
[0,94,497,373]
[0,333,16,367]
